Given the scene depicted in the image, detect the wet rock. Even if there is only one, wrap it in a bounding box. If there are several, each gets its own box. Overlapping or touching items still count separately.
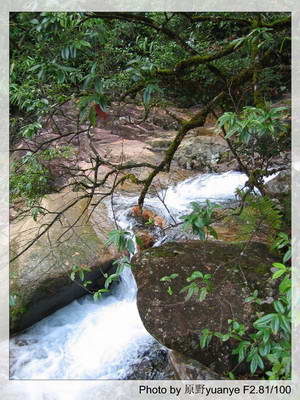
[169,350,224,380]
[131,240,279,376]
[136,231,156,250]
[130,206,166,228]
[265,169,291,195]
[10,191,118,333]
[174,136,233,172]
[126,343,177,380]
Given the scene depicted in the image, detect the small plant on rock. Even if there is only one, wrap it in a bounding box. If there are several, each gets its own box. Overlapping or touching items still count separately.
[199,234,291,379]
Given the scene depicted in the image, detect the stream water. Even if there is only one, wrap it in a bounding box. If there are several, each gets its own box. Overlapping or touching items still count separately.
[9,171,249,380]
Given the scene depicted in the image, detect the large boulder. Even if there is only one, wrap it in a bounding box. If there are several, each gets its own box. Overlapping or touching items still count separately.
[132,240,278,376]
[265,169,291,195]
[10,191,117,333]
[174,136,234,171]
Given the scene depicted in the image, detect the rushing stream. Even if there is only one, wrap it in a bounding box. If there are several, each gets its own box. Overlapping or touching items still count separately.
[10,171,249,380]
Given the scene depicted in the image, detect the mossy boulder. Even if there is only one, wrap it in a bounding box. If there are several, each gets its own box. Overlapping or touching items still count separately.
[131,240,278,376]
[10,191,117,333]
[173,135,233,171]
[265,169,291,195]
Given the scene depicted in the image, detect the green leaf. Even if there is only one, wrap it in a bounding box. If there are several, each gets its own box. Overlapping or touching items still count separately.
[179,284,190,293]
[256,354,265,370]
[199,329,212,349]
[160,273,179,282]
[250,356,258,375]
[262,329,270,344]
[228,372,235,380]
[238,348,245,363]
[104,273,119,289]
[167,286,173,296]
[274,300,285,314]
[126,238,135,255]
[28,64,42,72]
[187,271,203,281]
[79,270,84,281]
[259,343,271,357]
[271,314,280,334]
[254,313,275,326]
[272,269,286,279]
[283,248,291,263]
[208,226,218,239]
[9,295,17,307]
[221,333,231,342]
[54,63,77,72]
[279,276,291,294]
[214,332,224,340]
[278,314,290,334]
[186,286,196,300]
[245,296,254,303]
[198,287,207,302]
[143,84,157,105]
[93,292,100,301]
[199,334,208,349]
[272,262,287,270]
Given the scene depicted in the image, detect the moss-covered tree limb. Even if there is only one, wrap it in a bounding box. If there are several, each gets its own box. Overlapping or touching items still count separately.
[121,39,242,100]
[136,50,281,208]
[206,63,227,83]
[137,92,225,207]
[83,12,199,56]
[157,41,241,76]
[259,16,291,29]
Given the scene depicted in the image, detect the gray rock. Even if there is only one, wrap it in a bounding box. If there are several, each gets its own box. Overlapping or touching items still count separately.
[265,170,291,195]
[169,350,225,380]
[174,136,232,172]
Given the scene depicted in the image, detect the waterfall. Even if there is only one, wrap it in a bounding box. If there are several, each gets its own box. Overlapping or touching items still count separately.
[10,171,249,380]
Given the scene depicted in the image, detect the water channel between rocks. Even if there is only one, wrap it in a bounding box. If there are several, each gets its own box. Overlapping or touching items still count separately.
[10,171,249,380]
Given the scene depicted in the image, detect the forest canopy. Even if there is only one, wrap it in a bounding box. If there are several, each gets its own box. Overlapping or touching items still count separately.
[10,11,291,257]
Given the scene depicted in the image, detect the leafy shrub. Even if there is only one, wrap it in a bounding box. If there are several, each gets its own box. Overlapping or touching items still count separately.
[180,200,219,240]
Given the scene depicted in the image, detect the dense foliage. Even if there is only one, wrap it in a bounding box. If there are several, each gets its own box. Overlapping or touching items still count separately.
[10,12,290,137]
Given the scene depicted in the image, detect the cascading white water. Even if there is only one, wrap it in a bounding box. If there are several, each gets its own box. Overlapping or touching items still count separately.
[10,269,154,379]
[10,171,249,380]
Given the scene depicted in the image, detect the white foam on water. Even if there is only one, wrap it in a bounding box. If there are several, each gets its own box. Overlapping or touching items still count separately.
[10,268,153,380]
[110,171,249,222]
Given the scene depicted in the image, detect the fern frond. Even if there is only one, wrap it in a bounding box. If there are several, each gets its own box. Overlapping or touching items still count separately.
[238,195,282,242]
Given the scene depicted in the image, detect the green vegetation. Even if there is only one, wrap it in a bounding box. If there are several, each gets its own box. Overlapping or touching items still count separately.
[199,236,291,379]
[180,200,219,240]
[10,12,291,380]
[179,271,213,302]
[10,11,291,209]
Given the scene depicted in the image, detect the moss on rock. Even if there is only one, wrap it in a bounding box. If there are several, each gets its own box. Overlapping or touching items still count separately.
[131,240,279,376]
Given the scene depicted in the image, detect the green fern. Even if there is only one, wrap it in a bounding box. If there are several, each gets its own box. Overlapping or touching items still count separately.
[238,195,282,242]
